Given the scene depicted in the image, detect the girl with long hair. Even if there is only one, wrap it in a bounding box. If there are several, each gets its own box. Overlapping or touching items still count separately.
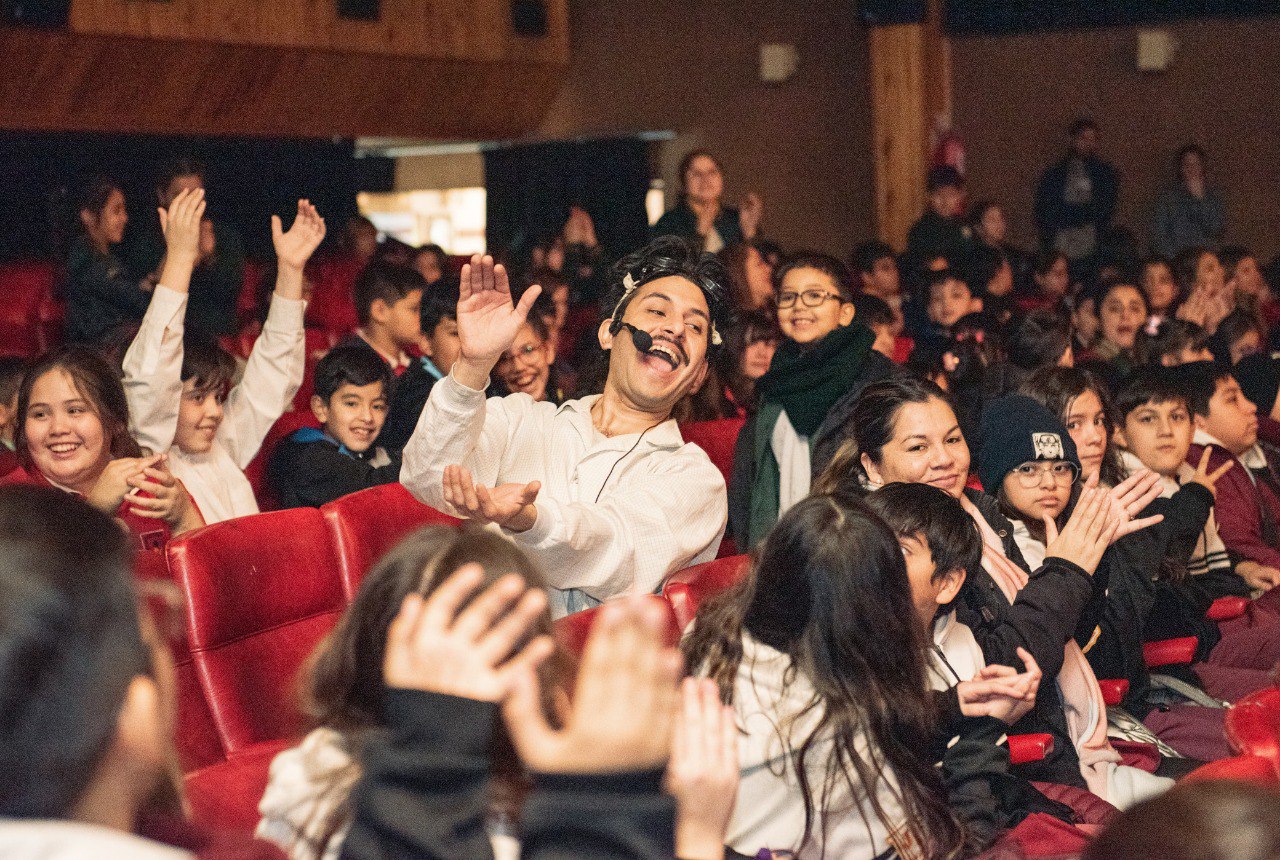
[1019,365,1127,488]
[683,492,966,859]
[3,346,203,548]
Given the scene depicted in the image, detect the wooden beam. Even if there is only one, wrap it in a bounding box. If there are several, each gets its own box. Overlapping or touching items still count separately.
[867,0,951,251]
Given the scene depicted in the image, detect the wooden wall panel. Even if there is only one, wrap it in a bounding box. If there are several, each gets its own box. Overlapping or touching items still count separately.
[0,28,565,139]
[867,0,951,250]
[0,0,567,138]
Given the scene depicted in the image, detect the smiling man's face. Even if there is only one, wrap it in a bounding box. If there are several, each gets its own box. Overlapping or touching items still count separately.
[598,276,711,413]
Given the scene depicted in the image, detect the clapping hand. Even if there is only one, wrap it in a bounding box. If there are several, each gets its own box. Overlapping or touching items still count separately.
[383,564,555,703]
[1107,469,1166,538]
[738,192,764,239]
[502,597,683,774]
[666,678,740,860]
[157,188,206,294]
[957,648,1041,726]
[441,464,539,533]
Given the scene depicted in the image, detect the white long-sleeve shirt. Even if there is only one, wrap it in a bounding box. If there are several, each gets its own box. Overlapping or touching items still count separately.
[122,285,305,523]
[401,371,727,616]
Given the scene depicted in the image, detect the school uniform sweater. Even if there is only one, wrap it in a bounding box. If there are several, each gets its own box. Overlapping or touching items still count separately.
[267,429,400,510]
[122,285,305,523]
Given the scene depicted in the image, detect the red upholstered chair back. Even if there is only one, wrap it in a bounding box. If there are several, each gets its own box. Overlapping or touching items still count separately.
[167,508,345,754]
[678,418,745,488]
[662,554,751,629]
[243,410,322,511]
[0,260,59,357]
[321,483,461,600]
[306,256,362,339]
[1226,686,1280,765]
[553,595,682,658]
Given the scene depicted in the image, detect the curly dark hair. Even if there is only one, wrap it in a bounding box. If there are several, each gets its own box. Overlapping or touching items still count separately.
[605,236,734,356]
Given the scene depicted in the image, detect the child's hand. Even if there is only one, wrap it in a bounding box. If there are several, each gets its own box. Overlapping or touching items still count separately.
[958,648,1041,725]
[1045,479,1116,574]
[1236,561,1280,592]
[502,596,683,774]
[383,564,555,702]
[126,458,202,533]
[1108,469,1163,522]
[666,677,740,860]
[1188,447,1234,499]
[159,188,206,263]
[273,199,326,274]
[86,454,161,514]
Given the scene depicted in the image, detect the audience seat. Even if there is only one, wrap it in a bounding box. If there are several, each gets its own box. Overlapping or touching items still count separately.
[1206,595,1250,622]
[1142,636,1200,668]
[0,260,59,357]
[244,410,321,511]
[183,739,292,834]
[662,554,751,629]
[321,483,461,599]
[1225,686,1280,765]
[167,508,346,755]
[1008,733,1054,765]
[678,418,745,488]
[1181,753,1280,785]
[306,256,363,338]
[553,595,682,658]
[291,327,338,412]
[237,258,266,327]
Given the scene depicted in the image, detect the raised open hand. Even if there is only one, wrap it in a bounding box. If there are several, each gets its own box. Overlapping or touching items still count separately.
[1045,480,1116,575]
[272,199,326,274]
[502,597,683,774]
[456,255,541,376]
[666,677,740,860]
[383,564,555,703]
[1188,447,1234,499]
[159,187,206,261]
[441,464,539,532]
[1109,469,1164,520]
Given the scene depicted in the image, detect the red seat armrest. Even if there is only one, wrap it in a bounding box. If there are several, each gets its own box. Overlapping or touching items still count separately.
[1098,679,1130,707]
[1143,636,1198,668]
[1008,733,1055,765]
[1207,596,1250,622]
[664,581,695,631]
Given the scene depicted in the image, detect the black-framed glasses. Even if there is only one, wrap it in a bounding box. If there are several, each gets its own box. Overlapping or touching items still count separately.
[777,289,842,309]
[1011,461,1078,488]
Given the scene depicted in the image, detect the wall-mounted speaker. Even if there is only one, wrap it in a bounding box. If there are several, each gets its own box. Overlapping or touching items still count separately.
[511,0,548,36]
[858,0,926,26]
[3,0,71,26]
[337,0,380,21]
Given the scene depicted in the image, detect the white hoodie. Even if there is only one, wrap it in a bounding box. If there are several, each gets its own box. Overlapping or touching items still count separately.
[0,820,191,860]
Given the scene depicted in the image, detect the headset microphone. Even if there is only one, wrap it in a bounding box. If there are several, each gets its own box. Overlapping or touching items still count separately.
[610,319,654,353]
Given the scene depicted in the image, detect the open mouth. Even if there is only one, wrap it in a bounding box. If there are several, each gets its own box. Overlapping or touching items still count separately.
[643,340,683,371]
[46,441,83,458]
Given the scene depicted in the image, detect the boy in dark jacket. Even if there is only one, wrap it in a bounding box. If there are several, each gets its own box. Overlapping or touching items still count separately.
[268,344,400,508]
[377,278,461,454]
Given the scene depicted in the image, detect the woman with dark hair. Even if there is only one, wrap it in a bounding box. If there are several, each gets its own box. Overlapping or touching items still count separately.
[652,151,763,254]
[63,177,154,344]
[815,379,1169,806]
[1019,365,1127,488]
[717,241,774,312]
[1151,144,1226,259]
[1087,280,1148,379]
[0,486,278,858]
[1208,308,1266,366]
[3,347,203,548]
[683,492,967,859]
[257,524,567,860]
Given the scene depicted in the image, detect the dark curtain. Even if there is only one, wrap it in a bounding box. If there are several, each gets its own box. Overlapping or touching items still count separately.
[483,136,651,265]
[0,131,394,261]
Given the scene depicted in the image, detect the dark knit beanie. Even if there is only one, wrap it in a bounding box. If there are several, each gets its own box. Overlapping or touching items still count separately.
[1232,353,1280,416]
[977,394,1081,493]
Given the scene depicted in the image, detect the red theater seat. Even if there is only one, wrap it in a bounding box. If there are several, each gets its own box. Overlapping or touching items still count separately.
[321,483,461,599]
[678,418,745,488]
[184,739,291,834]
[244,410,321,511]
[1008,733,1054,765]
[168,508,345,755]
[1182,753,1280,785]
[1225,686,1280,764]
[553,595,682,658]
[1143,636,1199,668]
[0,260,59,357]
[1207,595,1250,622]
[662,554,751,629]
[307,256,362,338]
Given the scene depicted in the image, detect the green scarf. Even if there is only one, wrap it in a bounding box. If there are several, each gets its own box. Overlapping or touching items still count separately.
[746,322,875,546]
[755,322,876,436]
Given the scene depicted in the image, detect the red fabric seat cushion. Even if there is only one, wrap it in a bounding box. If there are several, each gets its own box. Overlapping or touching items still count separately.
[321,483,459,600]
[168,508,344,753]
[183,739,293,835]
[661,554,751,629]
[678,418,745,488]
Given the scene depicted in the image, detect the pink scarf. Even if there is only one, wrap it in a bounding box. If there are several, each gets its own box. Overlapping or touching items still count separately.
[959,496,1122,801]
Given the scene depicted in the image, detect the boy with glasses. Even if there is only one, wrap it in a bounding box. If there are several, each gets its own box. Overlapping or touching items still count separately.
[729,253,895,547]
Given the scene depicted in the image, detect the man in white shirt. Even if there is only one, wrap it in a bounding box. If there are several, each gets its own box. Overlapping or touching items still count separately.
[402,237,730,616]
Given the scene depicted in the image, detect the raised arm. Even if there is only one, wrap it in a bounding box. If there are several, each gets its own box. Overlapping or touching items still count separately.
[121,189,205,454]
[452,255,542,390]
[221,200,325,466]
